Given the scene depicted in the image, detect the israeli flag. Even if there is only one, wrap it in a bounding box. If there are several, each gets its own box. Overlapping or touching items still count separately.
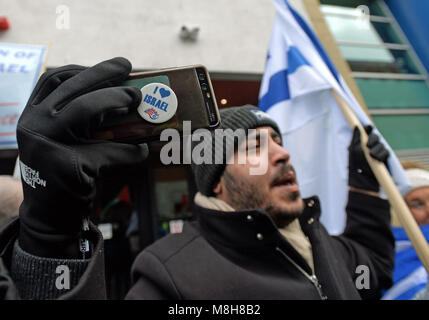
[259,0,410,234]
[382,225,429,300]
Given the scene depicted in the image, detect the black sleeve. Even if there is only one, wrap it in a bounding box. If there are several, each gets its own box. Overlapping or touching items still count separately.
[332,191,395,300]
[0,218,107,300]
[126,250,181,300]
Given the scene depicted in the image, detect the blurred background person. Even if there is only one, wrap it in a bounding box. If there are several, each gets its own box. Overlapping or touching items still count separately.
[383,161,429,300]
[0,175,23,226]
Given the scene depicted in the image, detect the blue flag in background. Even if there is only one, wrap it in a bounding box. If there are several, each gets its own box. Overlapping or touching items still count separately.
[259,0,410,234]
[382,225,429,300]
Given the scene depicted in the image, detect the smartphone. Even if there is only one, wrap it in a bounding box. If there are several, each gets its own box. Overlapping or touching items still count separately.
[94,65,220,144]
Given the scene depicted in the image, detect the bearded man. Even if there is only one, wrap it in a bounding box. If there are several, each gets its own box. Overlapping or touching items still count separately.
[0,58,393,300]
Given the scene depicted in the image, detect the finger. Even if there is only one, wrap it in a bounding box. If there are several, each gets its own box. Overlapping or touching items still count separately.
[369,143,389,162]
[43,57,132,111]
[58,86,142,140]
[364,125,373,135]
[30,66,86,105]
[366,133,380,148]
[78,142,149,178]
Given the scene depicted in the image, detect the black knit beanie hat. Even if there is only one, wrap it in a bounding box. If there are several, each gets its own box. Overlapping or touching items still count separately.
[191,105,282,196]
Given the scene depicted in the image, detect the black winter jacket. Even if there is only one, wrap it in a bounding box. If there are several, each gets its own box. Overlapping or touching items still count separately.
[0,191,393,300]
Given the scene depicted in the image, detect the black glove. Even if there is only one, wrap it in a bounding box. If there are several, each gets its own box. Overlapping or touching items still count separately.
[348,125,389,192]
[17,57,149,259]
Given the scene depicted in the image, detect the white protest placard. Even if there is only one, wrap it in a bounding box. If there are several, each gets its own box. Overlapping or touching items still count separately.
[0,43,47,149]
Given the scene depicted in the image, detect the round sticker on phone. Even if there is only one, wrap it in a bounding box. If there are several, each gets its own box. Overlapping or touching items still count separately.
[137,83,178,124]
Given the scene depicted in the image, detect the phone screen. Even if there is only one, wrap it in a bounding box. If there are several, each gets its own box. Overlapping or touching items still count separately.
[95,66,219,144]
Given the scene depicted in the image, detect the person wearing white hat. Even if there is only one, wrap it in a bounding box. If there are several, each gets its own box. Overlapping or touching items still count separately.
[404,168,429,226]
[382,166,429,300]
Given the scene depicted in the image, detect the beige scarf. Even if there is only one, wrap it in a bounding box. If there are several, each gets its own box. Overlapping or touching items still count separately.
[194,192,314,272]
[278,220,314,272]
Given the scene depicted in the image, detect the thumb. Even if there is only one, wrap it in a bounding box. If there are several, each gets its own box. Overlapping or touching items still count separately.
[349,127,361,150]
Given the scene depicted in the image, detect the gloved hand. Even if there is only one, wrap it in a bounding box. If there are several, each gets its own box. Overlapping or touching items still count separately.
[348,125,389,192]
[17,57,149,259]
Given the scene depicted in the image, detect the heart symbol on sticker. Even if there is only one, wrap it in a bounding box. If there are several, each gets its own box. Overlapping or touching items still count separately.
[159,88,171,98]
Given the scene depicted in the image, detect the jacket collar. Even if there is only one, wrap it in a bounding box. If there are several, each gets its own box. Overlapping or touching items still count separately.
[194,196,321,251]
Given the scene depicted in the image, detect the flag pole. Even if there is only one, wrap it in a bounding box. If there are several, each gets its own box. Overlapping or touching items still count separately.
[331,89,429,274]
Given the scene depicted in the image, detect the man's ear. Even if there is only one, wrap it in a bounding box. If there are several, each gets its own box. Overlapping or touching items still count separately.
[213,174,232,206]
[213,178,224,197]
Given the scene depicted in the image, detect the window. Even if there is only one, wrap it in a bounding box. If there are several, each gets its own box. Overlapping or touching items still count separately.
[320,0,426,77]
[320,0,429,161]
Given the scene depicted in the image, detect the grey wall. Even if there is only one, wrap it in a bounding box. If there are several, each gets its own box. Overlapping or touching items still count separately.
[1,0,280,73]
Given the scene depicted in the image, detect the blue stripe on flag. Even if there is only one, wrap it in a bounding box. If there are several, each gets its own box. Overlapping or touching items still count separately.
[288,46,310,74]
[259,46,310,112]
[284,0,341,85]
[391,224,429,288]
[394,249,422,282]
[259,69,290,112]
[396,282,426,300]
[393,224,429,242]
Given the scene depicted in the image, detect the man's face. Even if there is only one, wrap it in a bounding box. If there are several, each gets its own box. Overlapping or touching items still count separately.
[405,186,429,226]
[217,126,304,227]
